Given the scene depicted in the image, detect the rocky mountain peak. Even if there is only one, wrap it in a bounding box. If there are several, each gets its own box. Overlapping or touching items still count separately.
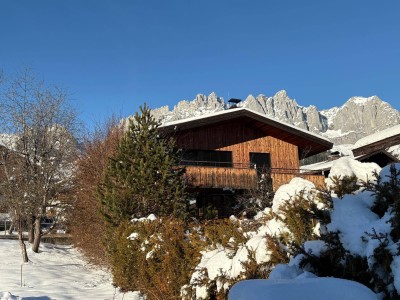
[142,91,399,146]
[321,95,400,144]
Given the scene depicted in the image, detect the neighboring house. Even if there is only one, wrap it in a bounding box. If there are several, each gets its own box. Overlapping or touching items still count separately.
[160,108,333,217]
[352,124,400,167]
[302,124,400,177]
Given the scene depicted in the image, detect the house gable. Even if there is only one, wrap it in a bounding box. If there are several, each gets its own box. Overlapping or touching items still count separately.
[161,108,333,159]
[173,121,300,170]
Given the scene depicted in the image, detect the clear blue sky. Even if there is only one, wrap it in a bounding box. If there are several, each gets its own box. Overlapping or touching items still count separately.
[1,0,399,128]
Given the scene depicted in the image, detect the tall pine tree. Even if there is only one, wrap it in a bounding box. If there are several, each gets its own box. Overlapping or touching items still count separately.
[99,104,188,227]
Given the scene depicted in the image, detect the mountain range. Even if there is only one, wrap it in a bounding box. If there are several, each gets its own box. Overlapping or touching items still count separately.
[151,91,400,146]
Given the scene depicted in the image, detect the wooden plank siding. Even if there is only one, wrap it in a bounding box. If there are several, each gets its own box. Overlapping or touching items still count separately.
[184,166,258,190]
[184,166,326,191]
[175,121,300,171]
[173,118,327,191]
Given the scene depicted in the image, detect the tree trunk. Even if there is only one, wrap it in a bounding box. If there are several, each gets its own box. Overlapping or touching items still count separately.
[7,219,15,235]
[31,216,42,253]
[28,216,34,243]
[18,218,29,263]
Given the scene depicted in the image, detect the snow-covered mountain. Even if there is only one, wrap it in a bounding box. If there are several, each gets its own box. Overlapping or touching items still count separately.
[150,91,400,146]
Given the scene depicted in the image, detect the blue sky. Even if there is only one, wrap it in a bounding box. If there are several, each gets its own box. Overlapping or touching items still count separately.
[1,1,399,128]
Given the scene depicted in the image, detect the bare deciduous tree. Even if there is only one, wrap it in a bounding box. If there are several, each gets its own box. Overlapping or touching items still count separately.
[0,68,80,261]
[69,116,122,266]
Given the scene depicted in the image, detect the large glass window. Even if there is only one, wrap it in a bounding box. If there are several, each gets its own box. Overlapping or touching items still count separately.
[182,149,233,167]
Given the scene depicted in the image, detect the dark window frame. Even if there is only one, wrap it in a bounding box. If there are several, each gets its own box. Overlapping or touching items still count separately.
[181,149,233,167]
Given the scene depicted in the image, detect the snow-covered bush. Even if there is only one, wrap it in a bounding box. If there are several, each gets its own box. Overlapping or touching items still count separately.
[278,163,400,300]
[108,156,399,300]
[184,178,327,299]
[109,217,201,299]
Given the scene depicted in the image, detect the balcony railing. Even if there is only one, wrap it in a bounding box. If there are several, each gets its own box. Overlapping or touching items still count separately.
[180,160,326,190]
[179,160,254,169]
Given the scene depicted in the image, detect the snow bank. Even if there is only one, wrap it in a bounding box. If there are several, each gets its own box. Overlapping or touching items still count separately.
[328,157,380,185]
[327,192,393,259]
[379,163,400,183]
[0,292,18,300]
[272,177,316,212]
[229,278,378,300]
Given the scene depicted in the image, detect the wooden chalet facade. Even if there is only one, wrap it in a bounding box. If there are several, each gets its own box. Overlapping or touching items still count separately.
[160,108,333,193]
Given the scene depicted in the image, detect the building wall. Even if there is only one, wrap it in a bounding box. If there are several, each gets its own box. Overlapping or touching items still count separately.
[174,122,299,170]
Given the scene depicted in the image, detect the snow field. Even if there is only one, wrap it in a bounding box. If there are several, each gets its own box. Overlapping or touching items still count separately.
[0,239,141,300]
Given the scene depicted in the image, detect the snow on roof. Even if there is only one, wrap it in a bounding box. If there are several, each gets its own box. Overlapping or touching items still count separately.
[354,124,400,149]
[301,160,334,172]
[161,107,332,143]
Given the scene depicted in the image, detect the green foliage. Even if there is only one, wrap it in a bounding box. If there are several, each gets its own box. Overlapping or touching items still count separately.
[202,219,248,249]
[109,218,201,299]
[367,165,400,238]
[329,175,359,198]
[301,231,373,288]
[266,191,323,264]
[98,104,189,228]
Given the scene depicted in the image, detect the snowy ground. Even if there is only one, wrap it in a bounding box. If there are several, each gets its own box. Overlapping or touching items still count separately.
[0,238,141,300]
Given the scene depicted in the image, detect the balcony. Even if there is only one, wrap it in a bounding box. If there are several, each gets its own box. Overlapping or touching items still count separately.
[181,161,257,190]
[181,160,326,190]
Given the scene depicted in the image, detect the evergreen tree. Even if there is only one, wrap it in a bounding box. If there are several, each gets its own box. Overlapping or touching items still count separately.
[98,104,188,227]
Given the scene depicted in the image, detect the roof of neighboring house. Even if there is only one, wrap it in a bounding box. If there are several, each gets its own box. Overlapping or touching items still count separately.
[301,150,400,174]
[160,108,333,157]
[353,125,400,157]
[301,160,334,173]
[354,149,400,164]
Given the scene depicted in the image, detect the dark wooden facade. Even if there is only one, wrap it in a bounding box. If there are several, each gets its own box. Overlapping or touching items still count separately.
[353,134,400,157]
[161,108,332,191]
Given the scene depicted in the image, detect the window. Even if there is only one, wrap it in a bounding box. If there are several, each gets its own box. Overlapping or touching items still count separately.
[250,152,271,171]
[182,149,233,167]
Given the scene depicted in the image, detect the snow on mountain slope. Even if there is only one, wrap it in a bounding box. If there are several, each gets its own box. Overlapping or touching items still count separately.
[133,91,400,147]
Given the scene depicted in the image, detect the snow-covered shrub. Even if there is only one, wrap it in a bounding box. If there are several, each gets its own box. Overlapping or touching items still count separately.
[185,178,326,299]
[183,218,266,300]
[293,163,400,299]
[263,178,328,269]
[109,217,201,299]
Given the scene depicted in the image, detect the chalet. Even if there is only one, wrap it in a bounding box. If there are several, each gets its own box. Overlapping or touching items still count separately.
[302,125,400,177]
[160,108,333,217]
[352,124,400,167]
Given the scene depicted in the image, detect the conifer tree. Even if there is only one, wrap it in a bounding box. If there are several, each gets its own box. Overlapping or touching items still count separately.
[99,104,188,227]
